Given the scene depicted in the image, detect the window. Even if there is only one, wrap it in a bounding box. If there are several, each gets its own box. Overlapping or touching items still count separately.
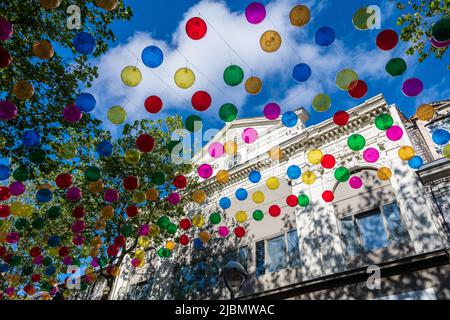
[287,230,301,268]
[256,241,265,277]
[208,256,219,288]
[222,246,248,271]
[127,278,154,300]
[267,235,287,273]
[339,202,409,256]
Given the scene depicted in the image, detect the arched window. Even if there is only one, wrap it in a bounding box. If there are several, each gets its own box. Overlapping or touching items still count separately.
[333,168,411,262]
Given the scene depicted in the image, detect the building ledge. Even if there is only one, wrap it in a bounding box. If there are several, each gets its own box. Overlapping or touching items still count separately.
[416,158,450,184]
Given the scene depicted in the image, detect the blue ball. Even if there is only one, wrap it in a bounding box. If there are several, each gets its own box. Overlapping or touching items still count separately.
[408,156,423,170]
[0,164,10,180]
[219,197,231,209]
[235,188,248,201]
[36,189,52,203]
[248,170,261,183]
[73,32,96,54]
[47,235,61,248]
[193,238,203,250]
[96,140,113,157]
[315,26,335,46]
[0,263,9,272]
[287,165,301,179]
[75,93,96,112]
[22,130,40,148]
[142,45,164,68]
[432,129,450,145]
[292,63,311,82]
[45,265,56,276]
[282,111,298,127]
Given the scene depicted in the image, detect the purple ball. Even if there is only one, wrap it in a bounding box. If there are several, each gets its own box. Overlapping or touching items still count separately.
[8,181,25,196]
[245,2,266,24]
[0,100,18,120]
[104,189,119,202]
[63,256,72,266]
[33,255,44,265]
[264,102,281,120]
[0,17,13,41]
[430,36,450,48]
[67,186,82,201]
[91,258,99,268]
[402,78,424,97]
[167,192,181,205]
[139,224,150,236]
[71,220,85,233]
[73,235,84,246]
[63,104,82,123]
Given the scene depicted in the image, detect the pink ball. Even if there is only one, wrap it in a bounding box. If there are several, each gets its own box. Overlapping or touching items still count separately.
[386,125,403,141]
[208,142,224,158]
[263,102,281,120]
[63,256,72,266]
[197,163,213,179]
[218,226,229,237]
[67,186,82,201]
[63,104,82,123]
[104,189,119,202]
[363,148,380,163]
[71,220,85,233]
[91,258,99,268]
[349,176,363,189]
[131,258,140,267]
[245,2,266,24]
[0,17,13,41]
[167,192,181,205]
[5,287,15,297]
[139,224,149,236]
[6,232,20,244]
[0,100,18,121]
[33,255,44,265]
[8,181,25,196]
[73,235,84,246]
[241,128,258,144]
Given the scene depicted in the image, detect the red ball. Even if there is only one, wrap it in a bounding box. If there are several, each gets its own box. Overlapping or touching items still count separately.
[286,195,298,207]
[322,190,334,202]
[123,176,139,190]
[321,154,336,169]
[0,186,11,201]
[234,226,246,238]
[72,206,85,219]
[348,80,368,99]
[333,111,349,126]
[106,265,113,274]
[191,91,212,111]
[31,274,41,282]
[0,205,10,218]
[114,235,126,247]
[56,173,73,189]
[179,218,191,230]
[29,247,41,257]
[0,46,12,68]
[179,234,189,246]
[107,244,119,257]
[173,175,187,189]
[0,246,6,257]
[144,95,163,114]
[268,205,281,217]
[126,205,139,218]
[24,284,34,294]
[376,29,398,51]
[186,17,207,40]
[58,246,70,257]
[136,134,155,153]
[3,253,12,263]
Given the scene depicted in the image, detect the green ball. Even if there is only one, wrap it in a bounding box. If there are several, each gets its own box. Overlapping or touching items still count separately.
[219,103,238,122]
[47,206,61,220]
[121,224,133,237]
[385,58,407,77]
[84,166,101,182]
[41,281,52,291]
[32,217,45,230]
[13,166,29,182]
[166,222,178,235]
[22,265,34,276]
[223,65,244,86]
[99,257,108,267]
[431,17,449,42]
[209,212,221,225]
[347,134,366,151]
[43,257,52,267]
[375,113,393,130]
[157,247,171,258]
[15,218,29,230]
[334,166,351,182]
[151,171,166,185]
[156,216,170,230]
[72,259,81,266]
[10,255,22,266]
[252,209,264,221]
[185,115,202,132]
[80,282,88,291]
[297,194,310,207]
[29,149,46,164]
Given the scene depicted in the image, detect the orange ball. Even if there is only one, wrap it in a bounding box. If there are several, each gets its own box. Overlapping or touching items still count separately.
[33,40,54,60]
[13,81,34,100]
[146,188,158,201]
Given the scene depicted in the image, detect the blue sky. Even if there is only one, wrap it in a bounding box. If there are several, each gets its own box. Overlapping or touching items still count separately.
[86,0,449,135]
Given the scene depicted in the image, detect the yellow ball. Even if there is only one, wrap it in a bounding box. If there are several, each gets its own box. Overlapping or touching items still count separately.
[146,188,159,201]
[101,205,114,220]
[133,190,146,203]
[266,177,280,190]
[260,30,282,53]
[416,104,435,121]
[95,0,118,11]
[443,144,450,159]
[268,146,282,161]
[0,232,7,243]
[21,204,33,217]
[307,149,324,165]
[166,241,176,251]
[121,66,142,87]
[88,180,104,193]
[59,143,77,159]
[377,167,392,181]
[252,191,265,204]
[33,40,54,59]
[135,249,145,260]
[302,171,317,185]
[138,259,145,268]
[13,81,34,100]
[149,224,160,237]
[192,214,205,228]
[107,106,127,124]
[48,247,59,257]
[198,230,211,243]
[289,5,310,27]
[398,146,415,161]
[192,189,206,203]
[245,77,262,95]
[216,170,230,184]
[124,148,140,165]
[40,0,61,9]
[235,210,248,223]
[138,236,150,248]
[224,141,238,155]
[174,67,195,89]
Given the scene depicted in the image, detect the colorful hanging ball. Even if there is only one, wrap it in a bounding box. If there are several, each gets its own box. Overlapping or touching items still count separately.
[430,36,450,48]
[334,166,350,182]
[242,128,258,144]
[376,29,398,50]
[0,187,10,201]
[386,58,407,77]
[234,226,246,238]
[289,5,310,27]
[312,93,331,112]
[216,170,229,184]
[144,95,163,114]
[263,102,281,120]
[197,163,213,179]
[336,69,358,91]
[33,39,54,59]
[266,177,280,190]
[416,104,434,121]
[179,234,189,245]
[322,190,334,202]
[398,146,415,161]
[84,166,101,182]
[386,125,404,141]
[432,129,450,145]
[347,134,366,151]
[402,78,423,97]
[219,103,238,122]
[55,173,72,189]
[22,130,41,148]
[13,81,34,100]
[96,140,113,157]
[95,0,118,11]
[245,77,263,95]
[174,67,195,89]
[431,17,450,42]
[208,142,224,158]
[235,188,248,201]
[218,226,229,237]
[73,32,96,54]
[375,113,393,130]
[219,197,231,209]
[199,230,211,243]
[260,30,282,52]
[286,195,298,207]
[307,149,323,165]
[248,170,261,183]
[224,65,244,86]
[321,154,336,169]
[442,144,450,159]
[253,209,264,221]
[282,111,298,127]
[0,164,10,180]
[292,63,311,82]
[75,93,96,112]
[192,214,205,228]
[63,104,82,123]
[209,212,221,225]
[107,106,127,124]
[352,7,374,30]
[315,26,335,46]
[252,191,265,204]
[173,175,187,189]
[223,140,237,155]
[36,188,52,203]
[121,66,142,87]
[245,2,266,24]
[268,205,281,217]
[179,218,191,230]
[349,176,363,189]
[287,165,301,179]
[363,148,380,163]
[408,155,423,170]
[0,17,13,41]
[124,148,140,165]
[9,181,25,196]
[348,80,368,99]
[0,100,17,120]
[136,134,155,153]
[191,91,212,111]
[59,143,77,159]
[67,187,82,201]
[104,189,119,203]
[302,171,316,185]
[192,189,206,203]
[141,45,164,68]
[186,17,207,40]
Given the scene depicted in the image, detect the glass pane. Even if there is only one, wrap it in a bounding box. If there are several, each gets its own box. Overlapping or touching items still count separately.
[238,246,248,271]
[267,235,287,273]
[195,259,207,292]
[383,203,409,243]
[357,211,389,252]
[223,250,238,266]
[256,241,265,277]
[287,230,301,268]
[340,217,360,257]
[180,265,194,295]
[209,257,219,288]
